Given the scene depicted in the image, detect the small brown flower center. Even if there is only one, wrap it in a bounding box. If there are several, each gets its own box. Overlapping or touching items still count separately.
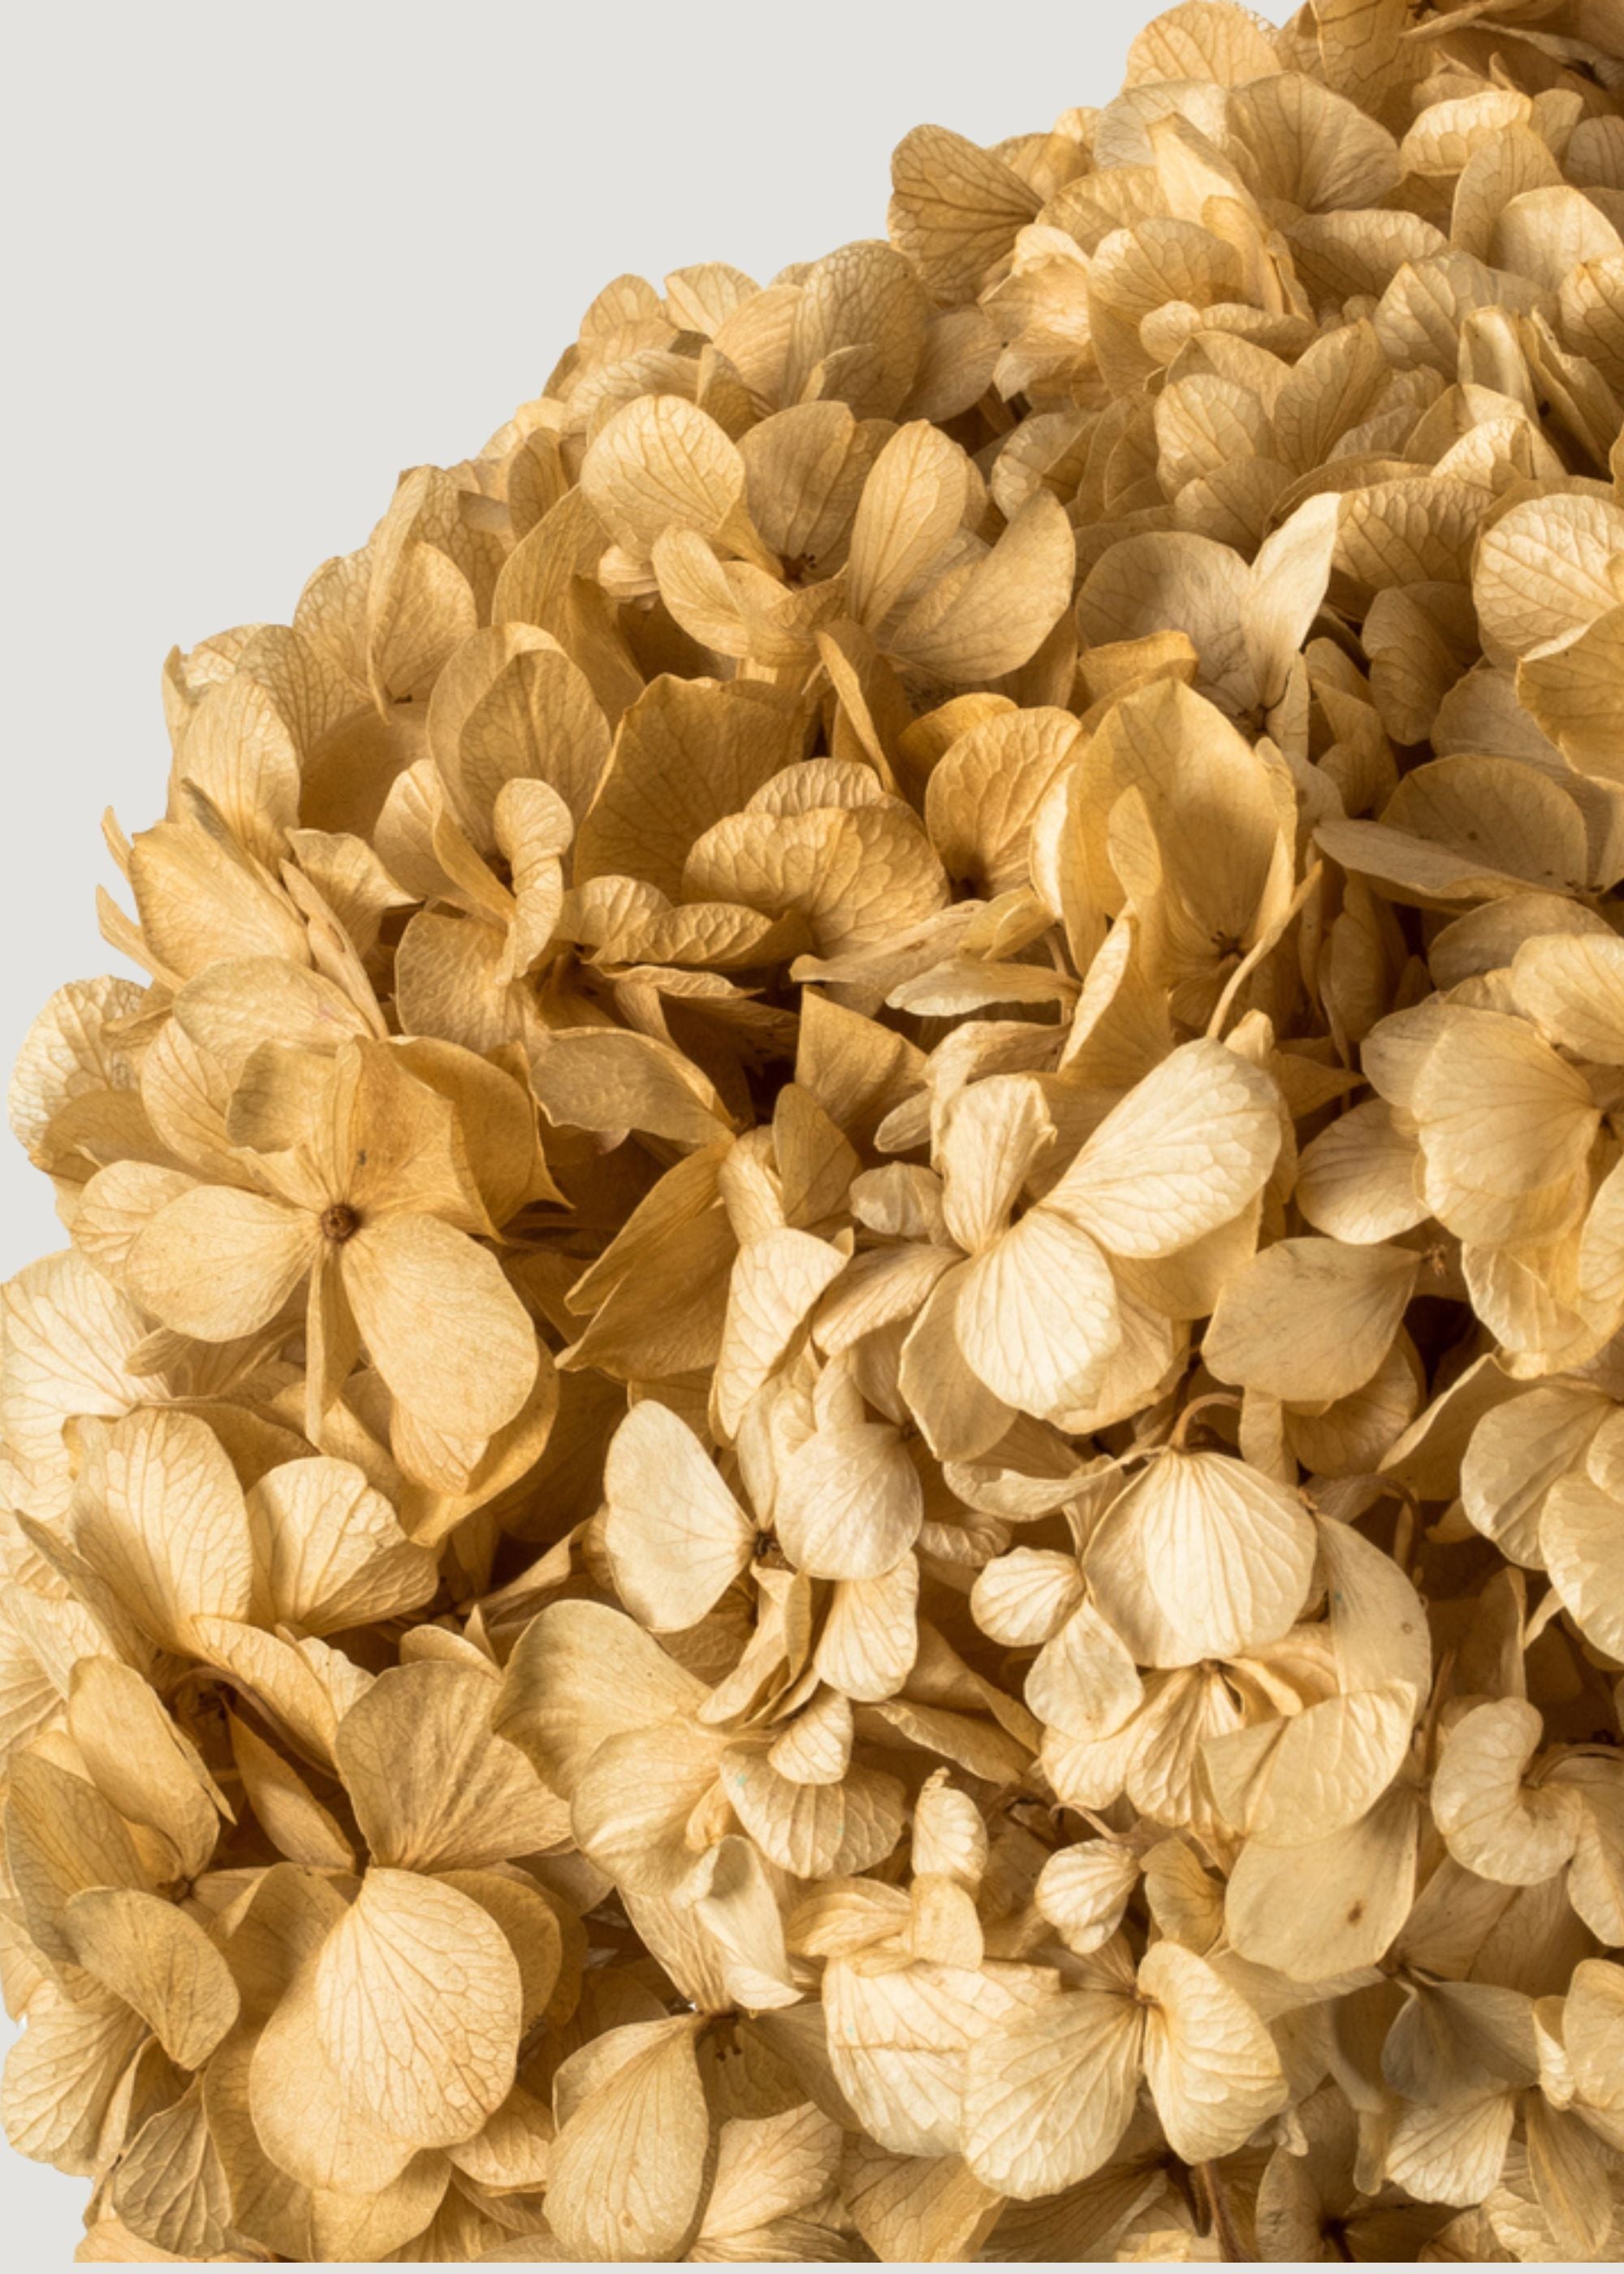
[321,1202,361,1243]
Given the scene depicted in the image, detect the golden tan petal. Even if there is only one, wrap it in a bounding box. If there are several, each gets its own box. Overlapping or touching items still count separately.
[887,126,1042,303]
[229,1707,356,1867]
[846,421,976,629]
[62,1887,239,2069]
[494,1597,709,1796]
[340,1212,537,1441]
[0,1978,146,2176]
[569,1718,729,1898]
[109,2073,234,2259]
[1474,493,1624,666]
[581,393,745,558]
[311,1866,522,2149]
[1518,603,1624,784]
[688,800,950,957]
[531,1020,734,1152]
[66,1657,223,1883]
[245,1453,437,1633]
[123,1182,318,1342]
[1125,2,1280,86]
[1203,1236,1419,1405]
[248,1955,434,2196]
[7,975,145,1162]
[335,1660,568,1870]
[75,1407,255,1653]
[572,674,806,897]
[1566,1960,1624,2151]
[891,491,1077,683]
[603,1400,754,1629]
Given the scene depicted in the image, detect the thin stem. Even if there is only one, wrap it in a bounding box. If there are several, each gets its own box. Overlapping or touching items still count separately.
[1171,1390,1242,1451]
[1193,2159,1246,2263]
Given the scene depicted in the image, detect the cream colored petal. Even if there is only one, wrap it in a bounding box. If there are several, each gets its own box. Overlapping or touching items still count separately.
[824,1952,1057,2161]
[1085,1450,1315,1668]
[1026,1598,1143,1743]
[1315,1514,1432,1704]
[1139,1939,1287,2164]
[1294,1099,1427,1245]
[1432,1698,1583,1887]
[816,1556,920,1703]
[1413,1010,1599,1202]
[1034,1842,1140,1958]
[1540,1470,1624,1660]
[898,1263,1016,1463]
[937,1074,1056,1254]
[1566,1960,1624,2151]
[970,1546,1082,1649]
[1225,1788,1420,1982]
[961,1986,1142,2200]
[1511,931,1624,1064]
[955,1208,1120,1416]
[1043,1039,1281,1260]
[546,2017,710,2263]
[715,1227,847,1439]
[1202,1683,1417,1848]
[774,1419,922,1582]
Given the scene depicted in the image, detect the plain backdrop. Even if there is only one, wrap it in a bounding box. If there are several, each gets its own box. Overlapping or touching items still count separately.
[2,0,1179,2258]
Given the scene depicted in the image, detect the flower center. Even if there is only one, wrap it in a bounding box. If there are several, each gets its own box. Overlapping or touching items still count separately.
[321,1202,361,1243]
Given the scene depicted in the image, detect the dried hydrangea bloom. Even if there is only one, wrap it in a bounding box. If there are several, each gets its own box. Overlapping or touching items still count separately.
[6,0,1624,2260]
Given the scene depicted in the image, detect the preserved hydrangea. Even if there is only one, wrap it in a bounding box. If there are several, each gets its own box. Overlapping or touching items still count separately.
[4,1,1624,2261]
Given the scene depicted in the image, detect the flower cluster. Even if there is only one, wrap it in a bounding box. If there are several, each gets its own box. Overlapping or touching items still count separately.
[5,0,1624,2260]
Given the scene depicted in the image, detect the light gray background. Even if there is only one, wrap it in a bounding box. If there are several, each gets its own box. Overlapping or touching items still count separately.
[2,0,1172,2257]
